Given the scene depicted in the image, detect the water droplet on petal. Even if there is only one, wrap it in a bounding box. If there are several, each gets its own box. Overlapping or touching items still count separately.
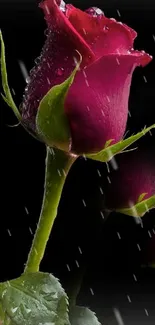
[44,28,49,37]
[56,67,64,76]
[110,18,116,22]
[86,7,104,17]
[59,0,66,12]
[35,57,41,65]
[103,25,109,32]
[26,76,30,84]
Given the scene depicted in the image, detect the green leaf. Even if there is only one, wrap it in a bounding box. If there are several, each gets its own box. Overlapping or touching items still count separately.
[0,302,5,323]
[0,31,21,121]
[0,272,70,325]
[86,124,155,162]
[36,54,82,152]
[69,306,101,325]
[115,195,155,217]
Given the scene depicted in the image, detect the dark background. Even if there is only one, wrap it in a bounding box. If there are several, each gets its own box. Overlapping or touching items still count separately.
[0,0,155,324]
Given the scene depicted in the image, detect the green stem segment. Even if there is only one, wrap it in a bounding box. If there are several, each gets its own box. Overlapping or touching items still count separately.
[24,147,76,273]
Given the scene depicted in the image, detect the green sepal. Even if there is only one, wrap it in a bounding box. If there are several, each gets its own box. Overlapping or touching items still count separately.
[86,124,155,162]
[115,195,155,217]
[36,54,82,152]
[104,139,114,149]
[69,306,101,325]
[137,192,148,203]
[0,31,21,121]
[0,272,70,325]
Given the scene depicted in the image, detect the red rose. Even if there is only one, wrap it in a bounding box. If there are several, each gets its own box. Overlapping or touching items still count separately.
[21,0,152,154]
[104,148,155,210]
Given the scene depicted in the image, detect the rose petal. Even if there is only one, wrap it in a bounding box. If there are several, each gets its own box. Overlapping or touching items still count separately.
[21,0,95,129]
[85,7,105,17]
[104,148,155,209]
[65,52,152,154]
[40,0,94,64]
[66,5,138,58]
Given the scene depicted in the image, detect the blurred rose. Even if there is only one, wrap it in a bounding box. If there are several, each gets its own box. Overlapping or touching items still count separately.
[104,148,155,209]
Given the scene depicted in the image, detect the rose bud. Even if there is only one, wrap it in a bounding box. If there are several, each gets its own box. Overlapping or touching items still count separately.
[20,0,152,154]
[104,148,155,216]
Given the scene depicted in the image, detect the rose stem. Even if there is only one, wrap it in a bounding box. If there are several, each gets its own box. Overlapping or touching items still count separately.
[24,146,76,273]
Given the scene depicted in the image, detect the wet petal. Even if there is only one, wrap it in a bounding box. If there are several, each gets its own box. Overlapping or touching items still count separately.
[40,0,94,63]
[21,0,94,129]
[66,5,138,58]
[65,51,152,154]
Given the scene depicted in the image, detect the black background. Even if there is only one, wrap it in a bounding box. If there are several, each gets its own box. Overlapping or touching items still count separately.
[0,0,155,324]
